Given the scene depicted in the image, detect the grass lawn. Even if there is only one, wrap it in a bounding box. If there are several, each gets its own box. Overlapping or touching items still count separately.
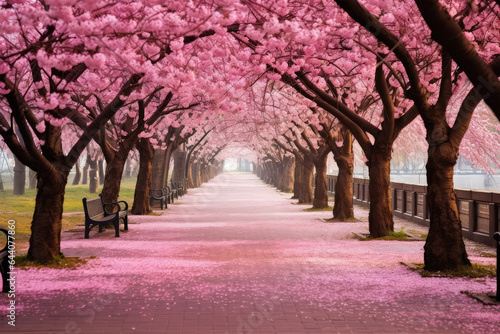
[0,178,137,244]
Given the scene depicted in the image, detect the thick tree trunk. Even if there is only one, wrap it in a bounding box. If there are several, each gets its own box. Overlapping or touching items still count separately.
[292,160,302,199]
[194,162,201,187]
[13,156,26,195]
[151,149,165,190]
[272,162,280,187]
[172,149,187,183]
[161,145,176,188]
[424,142,470,271]
[298,157,313,204]
[282,156,295,193]
[27,171,68,264]
[89,157,98,194]
[191,162,198,187]
[101,147,130,204]
[312,154,329,209]
[98,159,105,185]
[367,146,394,237]
[28,168,37,189]
[333,134,354,220]
[186,159,194,188]
[82,155,90,185]
[201,164,210,183]
[72,160,81,185]
[333,155,354,220]
[132,138,153,215]
[123,158,131,179]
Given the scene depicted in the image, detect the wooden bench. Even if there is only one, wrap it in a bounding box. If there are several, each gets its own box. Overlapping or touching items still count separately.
[82,196,128,239]
[99,194,128,229]
[0,228,10,292]
[176,181,185,196]
[171,182,182,199]
[166,185,175,204]
[150,188,167,210]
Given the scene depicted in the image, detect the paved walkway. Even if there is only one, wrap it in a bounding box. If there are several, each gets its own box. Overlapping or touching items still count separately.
[1,173,498,334]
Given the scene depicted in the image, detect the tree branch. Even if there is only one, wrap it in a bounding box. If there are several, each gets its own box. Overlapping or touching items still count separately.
[66,73,144,168]
[414,0,500,120]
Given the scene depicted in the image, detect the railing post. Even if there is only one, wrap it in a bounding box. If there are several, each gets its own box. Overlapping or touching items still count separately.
[494,232,500,301]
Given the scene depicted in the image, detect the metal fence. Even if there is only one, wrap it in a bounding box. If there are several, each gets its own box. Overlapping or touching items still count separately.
[326,175,500,247]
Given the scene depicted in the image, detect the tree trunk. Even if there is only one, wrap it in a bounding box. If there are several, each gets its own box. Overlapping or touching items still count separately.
[171,149,187,183]
[29,168,37,189]
[333,155,354,220]
[292,160,302,199]
[186,159,194,188]
[89,157,98,194]
[276,160,285,190]
[298,157,313,204]
[312,154,329,209]
[0,172,3,191]
[201,164,209,183]
[282,156,295,193]
[101,149,129,204]
[27,171,68,264]
[132,138,153,215]
[151,149,165,190]
[161,145,176,188]
[13,156,26,195]
[72,160,81,185]
[194,162,201,187]
[333,135,354,221]
[123,158,131,179]
[98,159,105,185]
[367,145,394,237]
[424,142,470,271]
[82,155,90,185]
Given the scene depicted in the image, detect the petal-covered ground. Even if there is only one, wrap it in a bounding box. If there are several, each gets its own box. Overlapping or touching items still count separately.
[1,172,498,334]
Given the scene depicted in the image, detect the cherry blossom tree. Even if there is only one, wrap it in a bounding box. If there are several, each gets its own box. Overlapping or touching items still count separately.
[0,0,243,263]
[331,0,500,270]
[0,0,142,263]
[229,1,419,236]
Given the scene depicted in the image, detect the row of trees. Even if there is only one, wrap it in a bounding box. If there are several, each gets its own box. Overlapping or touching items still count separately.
[224,0,500,271]
[0,1,499,272]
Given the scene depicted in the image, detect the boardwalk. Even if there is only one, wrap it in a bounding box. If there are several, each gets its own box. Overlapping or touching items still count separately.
[1,173,498,334]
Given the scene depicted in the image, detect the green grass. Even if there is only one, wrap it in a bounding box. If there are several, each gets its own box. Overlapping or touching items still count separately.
[480,252,497,258]
[304,206,333,212]
[0,178,137,243]
[323,216,359,222]
[14,254,95,269]
[356,229,409,241]
[405,262,496,278]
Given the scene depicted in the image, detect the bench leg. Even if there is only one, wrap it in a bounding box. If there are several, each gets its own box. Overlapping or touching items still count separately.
[123,216,128,231]
[85,223,90,239]
[98,223,103,233]
[114,219,120,237]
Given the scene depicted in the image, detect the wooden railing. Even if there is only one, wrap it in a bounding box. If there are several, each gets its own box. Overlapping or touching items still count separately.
[326,175,500,246]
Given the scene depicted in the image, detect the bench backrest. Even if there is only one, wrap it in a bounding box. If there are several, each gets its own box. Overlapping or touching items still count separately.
[83,198,105,220]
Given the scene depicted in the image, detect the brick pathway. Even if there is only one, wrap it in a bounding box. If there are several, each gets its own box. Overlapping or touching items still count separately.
[1,173,498,334]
